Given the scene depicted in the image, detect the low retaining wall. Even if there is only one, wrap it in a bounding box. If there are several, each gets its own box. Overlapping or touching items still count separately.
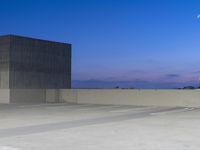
[1,89,200,107]
[60,89,200,107]
[10,89,46,103]
[0,89,10,104]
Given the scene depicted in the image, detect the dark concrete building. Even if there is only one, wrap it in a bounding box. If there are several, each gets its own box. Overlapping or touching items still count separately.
[0,35,71,89]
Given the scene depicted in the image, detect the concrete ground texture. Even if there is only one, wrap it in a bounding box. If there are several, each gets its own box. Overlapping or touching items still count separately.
[0,103,199,150]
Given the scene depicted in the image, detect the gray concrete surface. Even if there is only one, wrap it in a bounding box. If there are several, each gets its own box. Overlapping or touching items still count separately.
[2,89,200,107]
[60,89,200,107]
[0,103,199,150]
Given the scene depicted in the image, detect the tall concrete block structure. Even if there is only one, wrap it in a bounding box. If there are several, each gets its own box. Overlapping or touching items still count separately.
[0,35,71,103]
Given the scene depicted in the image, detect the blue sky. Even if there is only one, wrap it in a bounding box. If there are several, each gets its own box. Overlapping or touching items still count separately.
[1,0,200,88]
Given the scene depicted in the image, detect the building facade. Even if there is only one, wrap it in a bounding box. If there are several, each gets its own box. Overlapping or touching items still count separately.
[0,35,71,103]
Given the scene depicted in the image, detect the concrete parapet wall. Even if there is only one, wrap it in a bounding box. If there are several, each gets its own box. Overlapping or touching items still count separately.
[59,89,77,103]
[46,89,59,103]
[46,89,77,103]
[0,89,10,104]
[1,89,200,107]
[10,89,46,103]
[60,89,200,107]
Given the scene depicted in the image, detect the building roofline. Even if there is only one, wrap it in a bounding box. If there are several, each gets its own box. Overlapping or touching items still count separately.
[0,34,71,46]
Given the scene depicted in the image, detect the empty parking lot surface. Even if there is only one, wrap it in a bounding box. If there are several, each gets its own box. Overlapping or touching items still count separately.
[0,103,199,150]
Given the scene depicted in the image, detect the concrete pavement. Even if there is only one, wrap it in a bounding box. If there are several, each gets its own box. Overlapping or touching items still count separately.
[0,103,199,150]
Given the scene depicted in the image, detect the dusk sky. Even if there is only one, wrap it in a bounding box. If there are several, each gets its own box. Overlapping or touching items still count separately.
[1,0,200,89]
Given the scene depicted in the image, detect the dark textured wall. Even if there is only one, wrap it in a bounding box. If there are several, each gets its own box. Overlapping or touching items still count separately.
[0,36,10,88]
[0,35,71,89]
[10,35,71,89]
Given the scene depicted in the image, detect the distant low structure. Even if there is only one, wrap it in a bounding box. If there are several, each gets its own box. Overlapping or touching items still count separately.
[0,35,71,103]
